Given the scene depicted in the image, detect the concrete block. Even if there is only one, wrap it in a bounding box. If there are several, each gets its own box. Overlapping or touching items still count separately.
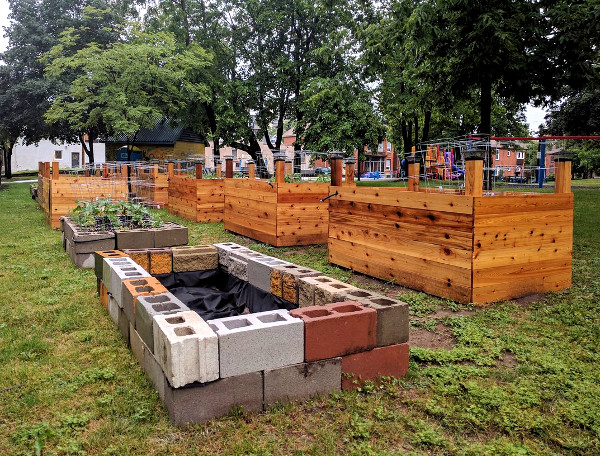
[136,292,190,353]
[164,371,264,426]
[313,278,359,307]
[121,277,168,325]
[64,218,115,254]
[264,358,342,407]
[213,242,245,269]
[108,296,130,345]
[298,276,335,307]
[66,239,95,268]
[290,302,377,362]
[94,250,127,280]
[148,248,172,274]
[143,337,167,401]
[341,343,409,390]
[102,256,135,292]
[229,248,267,263]
[208,310,304,378]
[357,295,409,346]
[270,268,283,297]
[153,223,188,247]
[229,257,248,281]
[247,257,291,292]
[108,295,119,326]
[129,322,144,367]
[99,280,108,309]
[153,311,219,387]
[109,262,151,308]
[172,245,218,272]
[279,265,321,304]
[122,249,150,271]
[116,229,155,250]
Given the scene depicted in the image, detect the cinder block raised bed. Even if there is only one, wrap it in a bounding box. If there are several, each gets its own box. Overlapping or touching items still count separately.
[94,242,410,426]
[61,217,188,268]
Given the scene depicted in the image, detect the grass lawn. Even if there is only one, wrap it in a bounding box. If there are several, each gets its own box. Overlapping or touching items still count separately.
[0,182,599,455]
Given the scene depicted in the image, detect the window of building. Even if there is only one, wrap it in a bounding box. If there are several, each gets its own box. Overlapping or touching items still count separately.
[377,142,384,153]
[495,149,500,160]
[386,159,391,169]
[387,142,391,152]
[507,151,511,157]
[54,150,63,160]
[517,151,525,160]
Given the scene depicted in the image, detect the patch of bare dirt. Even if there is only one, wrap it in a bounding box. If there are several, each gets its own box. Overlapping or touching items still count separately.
[512,292,546,307]
[429,309,476,319]
[496,350,518,368]
[349,273,409,297]
[409,323,456,350]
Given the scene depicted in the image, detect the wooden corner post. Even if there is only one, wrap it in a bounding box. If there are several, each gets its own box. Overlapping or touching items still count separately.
[195,162,203,179]
[330,153,344,187]
[344,158,356,186]
[465,156,484,197]
[51,161,60,180]
[407,156,419,192]
[225,156,234,178]
[554,157,572,194]
[247,159,255,179]
[274,154,286,184]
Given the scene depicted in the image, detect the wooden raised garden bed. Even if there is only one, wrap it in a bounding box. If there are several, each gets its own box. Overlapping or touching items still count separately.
[133,164,169,208]
[37,162,129,229]
[223,179,330,246]
[168,174,225,223]
[327,158,574,304]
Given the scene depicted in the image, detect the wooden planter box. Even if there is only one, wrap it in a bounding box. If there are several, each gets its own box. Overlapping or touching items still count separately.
[37,163,129,229]
[133,168,169,208]
[168,174,224,222]
[224,180,330,246]
[328,186,573,304]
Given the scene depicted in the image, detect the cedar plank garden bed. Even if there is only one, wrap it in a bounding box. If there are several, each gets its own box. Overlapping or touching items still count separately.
[133,164,170,208]
[168,174,225,223]
[37,162,129,229]
[223,179,330,246]
[327,158,574,304]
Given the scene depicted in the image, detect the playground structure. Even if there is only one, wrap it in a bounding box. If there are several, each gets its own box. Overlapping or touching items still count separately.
[328,153,574,304]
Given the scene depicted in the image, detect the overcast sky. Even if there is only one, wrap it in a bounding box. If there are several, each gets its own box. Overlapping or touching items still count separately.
[0,0,547,134]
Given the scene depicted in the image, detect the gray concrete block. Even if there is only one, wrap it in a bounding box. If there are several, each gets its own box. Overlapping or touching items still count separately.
[280,265,322,304]
[153,311,219,387]
[213,242,245,269]
[298,276,335,307]
[94,251,127,280]
[116,229,155,250]
[264,358,342,407]
[313,278,358,307]
[108,295,120,326]
[103,257,136,293]
[66,238,95,268]
[208,310,304,378]
[143,340,167,401]
[129,322,144,367]
[360,295,409,346]
[118,305,130,346]
[229,257,248,281]
[172,245,218,272]
[164,371,264,426]
[247,257,291,292]
[153,223,188,247]
[136,292,190,353]
[109,262,151,308]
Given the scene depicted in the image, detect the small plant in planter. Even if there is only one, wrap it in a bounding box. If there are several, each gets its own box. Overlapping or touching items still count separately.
[70,199,163,233]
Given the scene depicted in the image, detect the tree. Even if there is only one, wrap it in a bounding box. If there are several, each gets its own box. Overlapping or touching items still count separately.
[300,77,384,160]
[42,5,124,164]
[0,0,136,176]
[45,29,213,163]
[144,0,359,161]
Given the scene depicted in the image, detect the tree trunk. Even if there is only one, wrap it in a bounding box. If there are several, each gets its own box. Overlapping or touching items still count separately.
[421,110,431,143]
[79,133,95,165]
[3,143,13,179]
[414,116,419,150]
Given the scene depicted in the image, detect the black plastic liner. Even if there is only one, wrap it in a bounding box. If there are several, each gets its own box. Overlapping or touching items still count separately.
[154,269,298,321]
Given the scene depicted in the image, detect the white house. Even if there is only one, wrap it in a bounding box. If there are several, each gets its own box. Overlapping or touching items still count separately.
[10,139,105,172]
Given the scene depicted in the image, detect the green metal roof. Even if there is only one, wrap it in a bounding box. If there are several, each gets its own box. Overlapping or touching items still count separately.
[103,119,207,145]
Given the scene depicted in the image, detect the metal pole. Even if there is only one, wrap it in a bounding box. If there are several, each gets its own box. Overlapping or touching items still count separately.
[538,139,546,189]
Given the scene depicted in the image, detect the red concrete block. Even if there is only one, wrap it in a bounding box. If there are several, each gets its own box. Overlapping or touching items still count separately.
[122,277,168,325]
[99,281,108,309]
[341,343,409,390]
[290,301,376,362]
